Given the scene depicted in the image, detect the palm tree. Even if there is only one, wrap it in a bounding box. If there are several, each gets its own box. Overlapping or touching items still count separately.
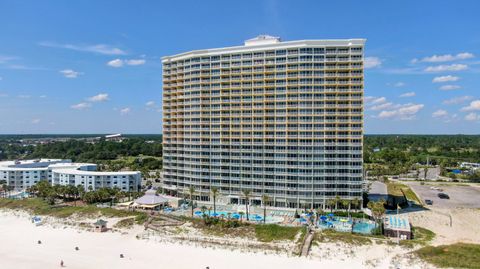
[327,199,336,213]
[210,187,219,216]
[188,186,196,218]
[315,208,324,223]
[200,205,207,217]
[341,199,350,217]
[1,184,8,198]
[261,194,270,224]
[367,199,386,228]
[241,189,251,221]
[351,198,361,212]
[334,195,341,211]
[239,211,245,221]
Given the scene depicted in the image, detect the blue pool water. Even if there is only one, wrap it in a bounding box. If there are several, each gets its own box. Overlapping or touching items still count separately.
[7,191,29,199]
[318,216,376,235]
[193,210,282,223]
[352,221,376,234]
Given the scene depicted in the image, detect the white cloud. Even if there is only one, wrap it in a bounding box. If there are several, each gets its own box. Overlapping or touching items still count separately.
[399,92,416,98]
[417,52,474,63]
[0,55,17,64]
[125,59,146,66]
[146,101,155,107]
[443,96,473,105]
[377,103,424,120]
[424,64,468,72]
[107,58,146,67]
[31,118,41,124]
[370,102,394,111]
[60,69,82,78]
[461,100,480,111]
[88,93,109,102]
[39,95,47,98]
[432,75,460,83]
[120,107,131,115]
[39,42,126,55]
[364,57,382,69]
[365,96,386,105]
[432,109,448,118]
[439,85,461,91]
[393,82,405,87]
[107,59,123,68]
[17,95,31,99]
[71,102,91,110]
[465,112,480,121]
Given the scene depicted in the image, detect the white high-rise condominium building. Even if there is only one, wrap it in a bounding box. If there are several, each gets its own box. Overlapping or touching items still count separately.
[162,36,364,209]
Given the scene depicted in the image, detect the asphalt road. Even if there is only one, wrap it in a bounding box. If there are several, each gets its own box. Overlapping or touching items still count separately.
[368,181,388,202]
[408,183,480,209]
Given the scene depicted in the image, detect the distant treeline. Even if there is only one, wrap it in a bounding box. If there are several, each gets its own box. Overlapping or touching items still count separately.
[364,135,480,176]
[2,134,480,170]
[0,136,163,162]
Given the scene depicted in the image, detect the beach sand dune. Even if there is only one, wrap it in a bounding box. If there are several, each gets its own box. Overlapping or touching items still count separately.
[0,211,366,269]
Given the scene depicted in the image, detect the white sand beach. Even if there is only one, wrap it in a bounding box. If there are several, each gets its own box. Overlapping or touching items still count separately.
[0,210,386,269]
[0,211,436,269]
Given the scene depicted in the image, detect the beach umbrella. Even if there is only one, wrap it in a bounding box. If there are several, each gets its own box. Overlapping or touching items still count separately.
[327,213,334,217]
[231,213,240,219]
[320,216,327,221]
[194,211,202,216]
[254,215,263,221]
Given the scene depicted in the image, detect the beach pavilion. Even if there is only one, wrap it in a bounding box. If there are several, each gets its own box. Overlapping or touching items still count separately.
[94,219,108,232]
[133,189,169,210]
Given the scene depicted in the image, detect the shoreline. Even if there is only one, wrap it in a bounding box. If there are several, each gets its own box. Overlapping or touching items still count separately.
[0,209,433,269]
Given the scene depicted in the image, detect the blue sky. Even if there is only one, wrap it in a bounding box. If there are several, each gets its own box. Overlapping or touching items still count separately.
[0,0,480,134]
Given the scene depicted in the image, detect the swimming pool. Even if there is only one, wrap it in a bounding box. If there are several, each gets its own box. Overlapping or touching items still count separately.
[194,210,282,224]
[352,221,376,234]
[7,191,29,199]
[317,216,376,235]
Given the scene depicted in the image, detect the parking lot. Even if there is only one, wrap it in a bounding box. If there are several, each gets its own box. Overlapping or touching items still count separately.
[408,182,480,209]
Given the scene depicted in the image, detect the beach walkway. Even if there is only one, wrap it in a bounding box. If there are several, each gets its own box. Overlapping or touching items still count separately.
[300,227,315,257]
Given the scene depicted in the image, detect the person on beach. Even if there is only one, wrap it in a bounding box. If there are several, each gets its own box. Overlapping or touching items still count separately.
[37,240,41,244]
[60,260,64,267]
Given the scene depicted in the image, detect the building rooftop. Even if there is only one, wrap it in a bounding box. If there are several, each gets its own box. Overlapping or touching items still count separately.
[134,189,169,205]
[384,215,411,232]
[162,36,366,62]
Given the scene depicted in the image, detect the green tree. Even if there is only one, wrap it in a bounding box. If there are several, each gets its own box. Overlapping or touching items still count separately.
[351,198,361,212]
[188,186,196,218]
[334,195,341,211]
[327,199,336,213]
[241,189,251,221]
[341,199,350,217]
[261,194,270,224]
[210,187,219,216]
[367,199,386,227]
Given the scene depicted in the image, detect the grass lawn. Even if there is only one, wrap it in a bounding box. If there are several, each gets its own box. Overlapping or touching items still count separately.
[415,243,480,269]
[400,226,435,248]
[387,181,421,204]
[0,198,148,223]
[255,224,305,242]
[314,230,373,245]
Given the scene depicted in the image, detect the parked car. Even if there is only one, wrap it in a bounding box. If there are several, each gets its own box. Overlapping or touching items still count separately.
[438,193,450,199]
[425,199,433,205]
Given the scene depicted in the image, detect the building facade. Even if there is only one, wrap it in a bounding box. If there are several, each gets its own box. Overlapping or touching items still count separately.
[162,36,364,209]
[0,159,142,192]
